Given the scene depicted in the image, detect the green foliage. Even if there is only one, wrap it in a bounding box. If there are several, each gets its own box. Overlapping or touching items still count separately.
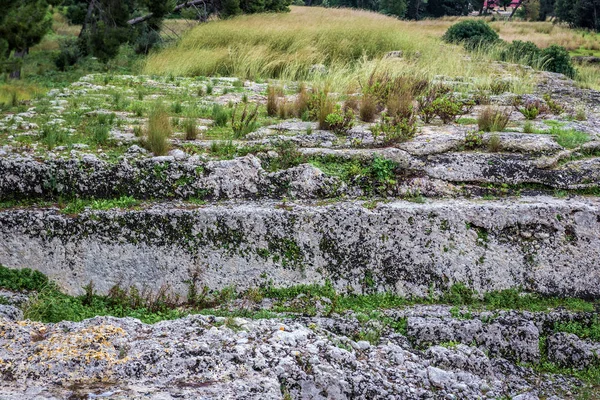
[212,104,230,127]
[499,40,542,66]
[465,130,484,149]
[371,156,397,184]
[55,37,81,72]
[371,112,417,145]
[231,102,259,138]
[60,196,139,214]
[0,265,49,292]
[540,44,577,78]
[547,127,590,149]
[324,105,355,135]
[431,95,471,124]
[442,20,499,49]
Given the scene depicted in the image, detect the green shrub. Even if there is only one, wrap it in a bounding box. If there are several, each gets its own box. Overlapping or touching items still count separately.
[499,40,541,66]
[324,105,355,134]
[0,265,49,292]
[487,133,502,152]
[371,112,417,145]
[465,130,484,149]
[212,104,230,127]
[371,156,396,184]
[540,45,576,78]
[442,20,499,49]
[432,95,471,124]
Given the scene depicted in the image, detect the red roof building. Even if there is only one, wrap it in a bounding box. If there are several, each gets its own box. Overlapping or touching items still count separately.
[484,0,521,7]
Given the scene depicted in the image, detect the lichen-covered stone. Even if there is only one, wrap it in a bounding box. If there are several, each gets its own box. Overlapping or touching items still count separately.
[0,197,598,298]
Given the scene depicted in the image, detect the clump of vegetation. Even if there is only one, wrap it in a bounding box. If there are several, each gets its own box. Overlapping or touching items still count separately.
[39,124,69,149]
[231,103,259,138]
[417,84,451,123]
[543,94,564,115]
[267,85,281,117]
[513,98,548,120]
[309,87,336,130]
[499,40,542,66]
[324,105,355,135]
[487,133,502,152]
[143,102,172,156]
[431,95,472,124]
[477,107,511,132]
[465,130,484,150]
[184,119,198,140]
[541,44,577,79]
[547,127,589,149]
[442,20,499,49]
[212,104,230,127]
[359,93,378,122]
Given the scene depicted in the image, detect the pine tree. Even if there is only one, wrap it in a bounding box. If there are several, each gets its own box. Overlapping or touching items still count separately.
[0,0,53,78]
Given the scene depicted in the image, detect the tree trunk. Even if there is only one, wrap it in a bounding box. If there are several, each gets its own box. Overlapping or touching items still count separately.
[9,48,28,80]
[79,0,96,38]
[509,0,524,20]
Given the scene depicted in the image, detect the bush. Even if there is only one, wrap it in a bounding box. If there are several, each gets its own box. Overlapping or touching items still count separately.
[540,45,576,78]
[324,105,355,135]
[371,112,417,145]
[144,102,172,155]
[465,130,484,150]
[432,95,471,124]
[212,104,230,127]
[442,20,499,49]
[477,107,511,132]
[54,37,81,71]
[499,40,541,66]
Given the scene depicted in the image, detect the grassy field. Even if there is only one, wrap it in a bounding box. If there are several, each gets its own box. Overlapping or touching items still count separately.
[145,7,600,91]
[144,7,536,92]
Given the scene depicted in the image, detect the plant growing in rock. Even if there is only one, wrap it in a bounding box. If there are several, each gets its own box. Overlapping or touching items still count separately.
[575,105,586,121]
[488,81,511,95]
[309,87,336,130]
[231,103,259,138]
[324,105,355,135]
[359,93,377,122]
[143,102,172,156]
[184,119,198,140]
[295,83,310,118]
[371,112,417,145]
[371,156,396,185]
[487,133,502,152]
[212,104,230,127]
[267,85,280,117]
[513,98,548,120]
[477,107,511,132]
[432,95,471,124]
[417,84,452,123]
[542,94,564,115]
[465,130,484,150]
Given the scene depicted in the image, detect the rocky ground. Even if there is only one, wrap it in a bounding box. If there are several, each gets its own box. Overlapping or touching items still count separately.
[1,67,599,398]
[0,302,599,399]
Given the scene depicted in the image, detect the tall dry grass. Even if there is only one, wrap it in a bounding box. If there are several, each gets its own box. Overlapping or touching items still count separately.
[145,7,536,92]
[146,7,600,91]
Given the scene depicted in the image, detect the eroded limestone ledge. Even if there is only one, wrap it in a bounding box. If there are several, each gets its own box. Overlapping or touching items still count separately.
[1,196,598,298]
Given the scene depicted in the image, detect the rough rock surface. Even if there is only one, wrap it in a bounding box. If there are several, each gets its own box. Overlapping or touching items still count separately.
[547,333,600,368]
[0,313,584,399]
[0,155,342,201]
[0,197,598,297]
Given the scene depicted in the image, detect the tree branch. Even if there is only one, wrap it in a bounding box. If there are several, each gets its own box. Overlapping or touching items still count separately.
[127,0,210,25]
